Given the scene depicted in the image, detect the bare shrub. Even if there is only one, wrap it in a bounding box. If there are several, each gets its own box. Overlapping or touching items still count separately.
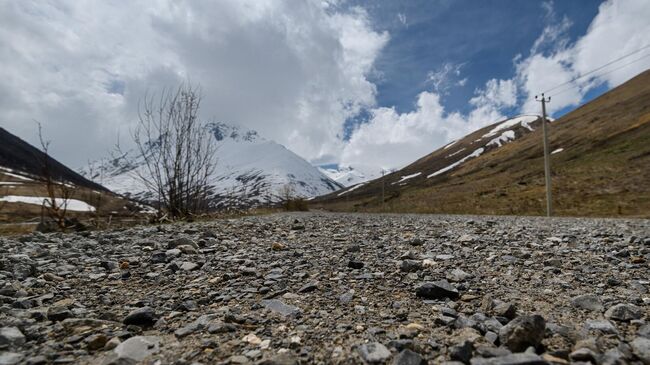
[127,83,217,219]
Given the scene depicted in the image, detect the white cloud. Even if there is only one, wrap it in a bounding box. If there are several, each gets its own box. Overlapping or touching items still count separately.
[341,0,650,170]
[340,89,505,169]
[516,0,650,114]
[0,0,388,168]
[426,62,465,95]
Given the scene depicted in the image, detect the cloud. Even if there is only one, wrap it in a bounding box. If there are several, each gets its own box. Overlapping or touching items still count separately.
[516,0,650,114]
[0,0,388,168]
[426,62,465,95]
[340,0,650,170]
[340,88,506,169]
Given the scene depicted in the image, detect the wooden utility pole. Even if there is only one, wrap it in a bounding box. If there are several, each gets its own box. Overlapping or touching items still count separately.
[535,93,553,217]
[381,169,385,212]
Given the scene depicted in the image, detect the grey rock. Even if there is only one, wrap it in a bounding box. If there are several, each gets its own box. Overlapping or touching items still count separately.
[358,342,392,363]
[498,314,546,352]
[392,349,426,365]
[571,294,604,311]
[469,353,547,365]
[605,303,643,321]
[447,268,472,282]
[584,319,619,335]
[415,280,459,300]
[449,340,474,363]
[123,307,157,327]
[261,299,301,317]
[0,327,25,347]
[105,336,161,364]
[0,352,23,365]
[179,261,199,271]
[400,260,422,273]
[631,337,650,364]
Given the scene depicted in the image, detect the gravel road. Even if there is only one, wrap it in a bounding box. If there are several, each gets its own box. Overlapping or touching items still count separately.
[1,212,649,364]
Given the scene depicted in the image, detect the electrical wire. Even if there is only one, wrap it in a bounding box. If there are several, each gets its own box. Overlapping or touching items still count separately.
[548,52,650,98]
[541,43,650,95]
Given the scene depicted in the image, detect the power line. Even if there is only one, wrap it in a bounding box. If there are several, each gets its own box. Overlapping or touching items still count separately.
[549,52,650,98]
[542,43,650,94]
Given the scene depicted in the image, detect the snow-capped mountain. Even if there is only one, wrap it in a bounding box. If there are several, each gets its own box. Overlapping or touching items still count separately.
[81,123,343,209]
[319,165,395,187]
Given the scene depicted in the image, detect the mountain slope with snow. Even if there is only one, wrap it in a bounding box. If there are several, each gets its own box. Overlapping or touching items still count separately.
[82,123,343,208]
[318,165,393,187]
[315,69,650,217]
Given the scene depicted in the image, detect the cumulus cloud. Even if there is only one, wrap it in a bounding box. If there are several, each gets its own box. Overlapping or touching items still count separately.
[342,0,650,169]
[516,0,650,114]
[0,0,388,167]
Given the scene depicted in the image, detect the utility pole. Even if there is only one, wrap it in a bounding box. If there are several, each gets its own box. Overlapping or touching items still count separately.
[535,93,553,217]
[381,169,385,212]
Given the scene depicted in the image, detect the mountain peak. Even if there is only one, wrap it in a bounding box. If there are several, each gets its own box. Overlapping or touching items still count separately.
[209,122,261,143]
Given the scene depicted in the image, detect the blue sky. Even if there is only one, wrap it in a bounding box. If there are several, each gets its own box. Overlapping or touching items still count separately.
[347,0,602,124]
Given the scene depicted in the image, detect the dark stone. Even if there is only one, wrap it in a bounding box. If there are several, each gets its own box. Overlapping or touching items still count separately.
[392,349,426,365]
[348,259,364,270]
[498,314,546,352]
[415,280,459,300]
[123,306,157,327]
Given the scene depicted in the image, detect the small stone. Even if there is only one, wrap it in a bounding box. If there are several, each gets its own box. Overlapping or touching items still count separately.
[47,306,72,322]
[108,336,161,363]
[605,303,643,321]
[272,242,286,251]
[493,302,517,319]
[415,280,459,300]
[348,259,364,270]
[261,299,301,317]
[0,352,23,365]
[180,261,199,271]
[584,320,618,335]
[571,294,604,312]
[298,281,318,293]
[358,342,392,364]
[104,337,120,350]
[0,327,26,347]
[631,337,650,364]
[470,353,546,365]
[447,268,472,282]
[123,307,157,327]
[85,333,108,351]
[569,348,599,362]
[25,355,47,365]
[242,333,262,345]
[392,349,426,365]
[400,260,422,273]
[498,314,546,352]
[450,340,474,363]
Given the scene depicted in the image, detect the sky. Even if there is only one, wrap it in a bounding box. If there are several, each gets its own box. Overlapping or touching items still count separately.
[1,0,649,171]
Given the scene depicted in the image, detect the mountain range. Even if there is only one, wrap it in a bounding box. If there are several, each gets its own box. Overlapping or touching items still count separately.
[81,122,343,209]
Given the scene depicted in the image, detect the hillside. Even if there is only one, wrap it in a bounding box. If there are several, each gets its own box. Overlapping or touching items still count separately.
[0,128,146,227]
[81,122,343,209]
[314,69,650,217]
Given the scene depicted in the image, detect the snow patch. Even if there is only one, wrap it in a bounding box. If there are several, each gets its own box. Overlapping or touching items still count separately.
[482,115,539,138]
[337,183,365,197]
[391,172,421,185]
[0,195,96,212]
[486,130,516,148]
[443,140,457,150]
[428,148,485,178]
[447,148,466,158]
[551,148,564,155]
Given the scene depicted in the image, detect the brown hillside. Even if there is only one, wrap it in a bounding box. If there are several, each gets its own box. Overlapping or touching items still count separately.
[315,69,650,217]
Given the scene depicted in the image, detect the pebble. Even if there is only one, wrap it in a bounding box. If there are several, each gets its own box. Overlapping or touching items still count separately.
[415,280,459,300]
[358,342,392,363]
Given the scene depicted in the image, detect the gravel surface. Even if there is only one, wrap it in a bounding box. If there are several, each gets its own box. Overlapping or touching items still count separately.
[1,212,649,364]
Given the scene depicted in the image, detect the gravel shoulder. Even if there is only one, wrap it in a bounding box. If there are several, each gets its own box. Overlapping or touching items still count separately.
[1,212,649,364]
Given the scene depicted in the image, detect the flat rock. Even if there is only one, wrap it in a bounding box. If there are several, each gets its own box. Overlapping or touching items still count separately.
[261,299,301,318]
[358,342,392,363]
[415,280,459,300]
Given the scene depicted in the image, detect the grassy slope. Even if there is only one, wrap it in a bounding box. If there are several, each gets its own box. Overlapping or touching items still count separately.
[315,70,650,218]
